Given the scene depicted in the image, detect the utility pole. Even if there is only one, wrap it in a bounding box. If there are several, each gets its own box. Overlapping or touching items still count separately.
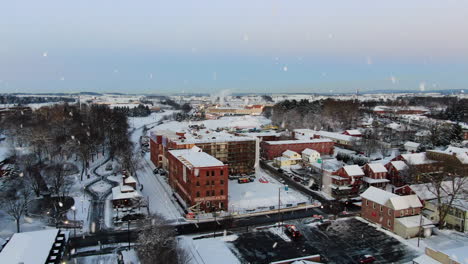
[417,209,423,247]
[278,187,281,227]
[127,220,131,250]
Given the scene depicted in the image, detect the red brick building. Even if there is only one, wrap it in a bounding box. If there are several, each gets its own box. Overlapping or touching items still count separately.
[150,130,256,174]
[167,148,229,212]
[260,139,334,160]
[330,165,364,199]
[362,163,389,188]
[360,186,433,238]
[385,161,409,187]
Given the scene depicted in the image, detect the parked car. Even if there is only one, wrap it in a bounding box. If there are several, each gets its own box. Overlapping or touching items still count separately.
[153,169,159,174]
[277,168,283,173]
[284,225,301,240]
[357,255,376,264]
[105,163,112,171]
[238,177,250,184]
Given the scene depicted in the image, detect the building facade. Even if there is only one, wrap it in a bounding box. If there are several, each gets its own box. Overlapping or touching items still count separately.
[260,139,334,160]
[167,148,229,212]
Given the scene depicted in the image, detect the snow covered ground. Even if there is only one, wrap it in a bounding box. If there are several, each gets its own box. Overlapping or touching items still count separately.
[89,180,113,195]
[228,168,310,213]
[74,253,119,264]
[179,235,241,264]
[407,228,468,255]
[153,115,271,132]
[137,155,186,222]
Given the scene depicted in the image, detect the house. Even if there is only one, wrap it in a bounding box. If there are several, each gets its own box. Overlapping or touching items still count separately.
[0,229,69,264]
[413,246,468,264]
[342,129,362,137]
[111,173,143,208]
[361,186,433,239]
[167,147,229,212]
[426,146,468,176]
[362,163,389,188]
[274,150,302,168]
[385,160,409,187]
[396,181,468,232]
[404,141,420,153]
[393,152,439,175]
[302,148,321,163]
[330,165,365,199]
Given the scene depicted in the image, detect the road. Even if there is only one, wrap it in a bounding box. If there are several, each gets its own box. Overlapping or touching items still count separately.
[69,206,326,249]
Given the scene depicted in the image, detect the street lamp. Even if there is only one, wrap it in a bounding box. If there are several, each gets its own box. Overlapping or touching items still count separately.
[71,206,76,237]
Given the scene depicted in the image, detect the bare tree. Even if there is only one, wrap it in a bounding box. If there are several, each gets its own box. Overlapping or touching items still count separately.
[409,158,467,227]
[0,180,31,233]
[136,214,191,264]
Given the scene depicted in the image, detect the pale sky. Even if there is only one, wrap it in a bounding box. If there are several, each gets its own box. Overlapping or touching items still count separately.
[1,0,467,94]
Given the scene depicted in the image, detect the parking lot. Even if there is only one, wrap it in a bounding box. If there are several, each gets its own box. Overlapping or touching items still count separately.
[230,217,419,264]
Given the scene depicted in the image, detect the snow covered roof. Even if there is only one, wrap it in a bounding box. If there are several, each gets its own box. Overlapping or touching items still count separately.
[395,215,433,228]
[169,149,224,168]
[283,150,300,157]
[0,229,63,264]
[404,141,420,148]
[344,129,362,136]
[440,246,468,263]
[387,194,422,210]
[413,255,442,264]
[390,160,409,171]
[124,176,137,184]
[343,165,364,176]
[302,148,319,156]
[400,153,437,165]
[274,157,290,162]
[265,139,333,145]
[317,131,355,142]
[112,185,142,201]
[363,177,390,184]
[360,186,398,205]
[367,163,388,173]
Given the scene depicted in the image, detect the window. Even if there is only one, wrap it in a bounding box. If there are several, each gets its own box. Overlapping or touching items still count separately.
[206,190,210,196]
[412,208,415,215]
[220,189,224,195]
[366,200,369,206]
[380,206,383,212]
[373,203,376,209]
[388,209,392,216]
[400,211,404,217]
[196,192,200,197]
[387,219,391,227]
[206,181,209,186]
[206,171,209,177]
[211,190,215,196]
[211,180,215,186]
[211,171,215,176]
[220,170,224,176]
[220,180,224,185]
[196,181,200,187]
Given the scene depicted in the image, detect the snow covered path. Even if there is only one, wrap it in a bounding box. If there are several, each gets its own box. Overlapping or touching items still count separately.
[136,157,186,223]
[128,110,186,223]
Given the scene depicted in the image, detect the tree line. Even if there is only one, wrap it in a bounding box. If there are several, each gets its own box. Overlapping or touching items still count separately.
[267,99,361,131]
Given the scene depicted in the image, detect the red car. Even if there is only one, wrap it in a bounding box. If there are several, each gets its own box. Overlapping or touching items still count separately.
[358,255,376,263]
[284,225,301,240]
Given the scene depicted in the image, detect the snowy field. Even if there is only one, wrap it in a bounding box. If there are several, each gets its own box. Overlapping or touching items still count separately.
[228,168,310,213]
[153,115,271,132]
[179,235,241,264]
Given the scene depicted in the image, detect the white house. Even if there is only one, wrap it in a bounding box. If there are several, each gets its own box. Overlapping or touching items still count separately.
[404,141,420,153]
[302,148,321,163]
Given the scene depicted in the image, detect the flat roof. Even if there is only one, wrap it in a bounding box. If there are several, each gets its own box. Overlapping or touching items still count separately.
[0,229,63,264]
[169,149,224,168]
